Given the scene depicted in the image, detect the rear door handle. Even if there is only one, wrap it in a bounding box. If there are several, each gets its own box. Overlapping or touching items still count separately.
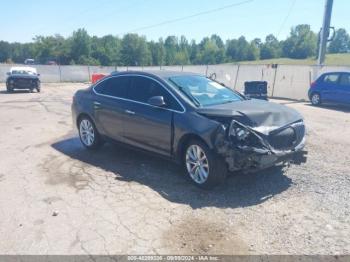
[125,110,136,115]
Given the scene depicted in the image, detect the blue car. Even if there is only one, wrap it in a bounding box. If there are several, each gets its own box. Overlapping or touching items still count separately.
[308,72,350,106]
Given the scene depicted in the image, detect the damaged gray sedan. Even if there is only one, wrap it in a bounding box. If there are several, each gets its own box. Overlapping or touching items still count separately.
[72,71,306,189]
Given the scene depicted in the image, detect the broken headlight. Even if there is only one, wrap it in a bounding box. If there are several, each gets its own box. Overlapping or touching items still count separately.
[229,122,250,141]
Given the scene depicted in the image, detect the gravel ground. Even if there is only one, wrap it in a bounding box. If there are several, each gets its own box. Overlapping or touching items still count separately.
[0,83,349,255]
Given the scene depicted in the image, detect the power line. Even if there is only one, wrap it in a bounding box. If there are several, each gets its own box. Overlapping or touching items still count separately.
[119,0,254,35]
[276,0,296,38]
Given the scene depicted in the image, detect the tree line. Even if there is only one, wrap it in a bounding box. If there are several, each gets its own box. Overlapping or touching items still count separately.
[0,24,349,66]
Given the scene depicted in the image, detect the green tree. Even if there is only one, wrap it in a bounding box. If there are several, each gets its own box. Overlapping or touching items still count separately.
[121,34,151,66]
[236,36,250,61]
[328,28,350,53]
[0,41,12,63]
[175,36,190,65]
[196,36,226,64]
[197,37,215,64]
[179,36,190,52]
[282,24,317,59]
[226,39,239,61]
[0,24,323,66]
[210,34,225,63]
[10,42,35,63]
[252,38,262,48]
[260,34,281,59]
[78,55,101,66]
[33,34,69,64]
[246,40,260,61]
[70,29,92,64]
[174,51,189,65]
[91,35,121,65]
[189,40,200,64]
[164,36,178,65]
[149,40,166,66]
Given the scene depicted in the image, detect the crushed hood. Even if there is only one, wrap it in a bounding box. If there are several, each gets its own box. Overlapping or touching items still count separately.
[196,99,303,133]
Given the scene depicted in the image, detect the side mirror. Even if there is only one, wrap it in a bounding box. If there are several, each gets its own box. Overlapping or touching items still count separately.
[37,73,41,76]
[148,96,166,107]
[6,72,11,76]
[209,73,217,80]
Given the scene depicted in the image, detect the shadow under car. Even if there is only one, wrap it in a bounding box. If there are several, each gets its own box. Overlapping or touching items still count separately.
[51,135,295,209]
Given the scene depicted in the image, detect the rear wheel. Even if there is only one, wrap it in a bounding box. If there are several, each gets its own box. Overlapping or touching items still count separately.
[311,93,321,106]
[183,139,227,189]
[78,116,103,150]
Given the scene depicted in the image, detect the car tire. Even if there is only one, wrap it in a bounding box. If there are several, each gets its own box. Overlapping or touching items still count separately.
[36,82,41,93]
[183,139,227,189]
[7,87,13,93]
[310,92,321,106]
[78,116,103,150]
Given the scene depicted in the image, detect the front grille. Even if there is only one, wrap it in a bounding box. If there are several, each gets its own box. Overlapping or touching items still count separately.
[16,79,33,87]
[268,122,305,150]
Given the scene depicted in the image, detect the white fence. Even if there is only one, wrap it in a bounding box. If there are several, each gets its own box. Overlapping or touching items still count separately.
[1,63,350,101]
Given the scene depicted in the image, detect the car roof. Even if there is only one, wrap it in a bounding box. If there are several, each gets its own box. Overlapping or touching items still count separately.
[322,71,350,75]
[11,66,37,73]
[111,70,202,80]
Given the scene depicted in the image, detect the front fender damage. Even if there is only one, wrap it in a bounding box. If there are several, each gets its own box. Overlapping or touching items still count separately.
[213,120,307,172]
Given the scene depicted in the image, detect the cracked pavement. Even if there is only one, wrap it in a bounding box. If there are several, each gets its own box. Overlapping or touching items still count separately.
[0,83,349,255]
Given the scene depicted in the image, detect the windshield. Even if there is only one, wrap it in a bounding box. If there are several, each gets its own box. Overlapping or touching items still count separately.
[169,75,243,107]
[11,70,36,75]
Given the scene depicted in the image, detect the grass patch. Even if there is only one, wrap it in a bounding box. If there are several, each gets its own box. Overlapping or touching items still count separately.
[237,53,350,66]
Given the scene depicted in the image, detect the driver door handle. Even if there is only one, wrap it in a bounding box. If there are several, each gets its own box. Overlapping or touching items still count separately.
[125,110,136,115]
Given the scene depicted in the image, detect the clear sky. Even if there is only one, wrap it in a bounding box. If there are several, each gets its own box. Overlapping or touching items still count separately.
[1,0,349,43]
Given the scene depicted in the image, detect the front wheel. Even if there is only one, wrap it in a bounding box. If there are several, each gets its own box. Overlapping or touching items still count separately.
[184,140,227,189]
[311,93,321,106]
[36,81,41,92]
[78,117,103,150]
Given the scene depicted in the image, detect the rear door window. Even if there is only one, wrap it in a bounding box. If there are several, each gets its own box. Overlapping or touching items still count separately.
[94,76,130,98]
[339,74,350,87]
[323,74,340,84]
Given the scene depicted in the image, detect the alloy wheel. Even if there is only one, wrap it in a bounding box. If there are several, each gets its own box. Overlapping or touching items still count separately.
[79,119,95,146]
[311,93,320,105]
[185,145,210,184]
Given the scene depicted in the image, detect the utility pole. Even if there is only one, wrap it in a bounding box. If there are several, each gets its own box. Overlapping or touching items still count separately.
[317,0,334,65]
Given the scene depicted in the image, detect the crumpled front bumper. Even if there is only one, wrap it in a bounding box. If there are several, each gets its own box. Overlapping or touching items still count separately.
[234,141,306,171]
[214,123,307,172]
